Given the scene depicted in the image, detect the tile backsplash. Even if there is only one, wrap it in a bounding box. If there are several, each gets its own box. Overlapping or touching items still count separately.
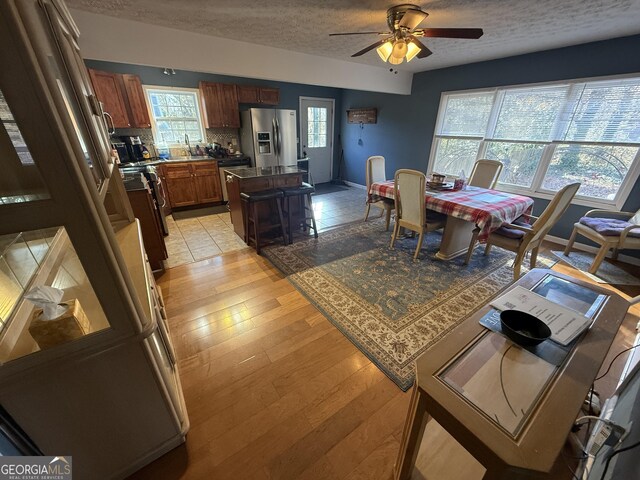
[112,127,239,150]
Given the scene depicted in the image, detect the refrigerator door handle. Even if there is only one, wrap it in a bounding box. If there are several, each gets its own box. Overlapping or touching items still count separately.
[272,117,278,164]
[276,118,282,159]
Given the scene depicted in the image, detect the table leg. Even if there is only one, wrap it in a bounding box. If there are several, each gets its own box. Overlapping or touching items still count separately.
[436,216,477,260]
[394,385,430,480]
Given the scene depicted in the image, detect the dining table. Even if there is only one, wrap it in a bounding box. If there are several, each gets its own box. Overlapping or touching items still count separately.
[369,181,534,260]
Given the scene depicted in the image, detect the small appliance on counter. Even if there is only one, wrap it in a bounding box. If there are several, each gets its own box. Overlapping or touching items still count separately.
[111,141,130,164]
[122,136,145,163]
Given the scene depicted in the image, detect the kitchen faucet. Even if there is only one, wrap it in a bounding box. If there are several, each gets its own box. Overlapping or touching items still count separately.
[185,133,192,156]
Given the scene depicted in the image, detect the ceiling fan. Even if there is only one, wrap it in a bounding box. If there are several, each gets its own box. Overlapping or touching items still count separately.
[329,4,483,64]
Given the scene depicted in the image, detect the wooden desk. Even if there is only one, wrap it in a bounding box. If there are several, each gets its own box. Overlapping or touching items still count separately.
[394,269,629,480]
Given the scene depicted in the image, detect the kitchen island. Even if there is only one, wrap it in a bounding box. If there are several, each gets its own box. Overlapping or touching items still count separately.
[225,166,306,241]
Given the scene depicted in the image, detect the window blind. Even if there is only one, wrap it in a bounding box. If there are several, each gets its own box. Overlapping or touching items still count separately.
[439,92,494,137]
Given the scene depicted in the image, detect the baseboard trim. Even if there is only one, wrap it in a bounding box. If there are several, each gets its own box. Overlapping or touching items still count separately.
[546,234,640,267]
[345,181,367,190]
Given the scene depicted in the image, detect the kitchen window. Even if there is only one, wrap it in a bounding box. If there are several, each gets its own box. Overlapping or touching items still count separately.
[429,76,640,209]
[144,87,205,145]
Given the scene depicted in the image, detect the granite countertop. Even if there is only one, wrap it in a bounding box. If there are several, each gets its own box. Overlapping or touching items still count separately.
[228,165,307,179]
[121,154,250,168]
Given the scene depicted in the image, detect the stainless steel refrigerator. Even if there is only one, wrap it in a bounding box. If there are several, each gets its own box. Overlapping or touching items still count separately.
[241,108,298,167]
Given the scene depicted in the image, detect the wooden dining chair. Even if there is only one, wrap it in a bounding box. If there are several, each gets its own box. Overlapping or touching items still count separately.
[563,207,640,274]
[365,155,394,231]
[389,169,447,260]
[467,182,580,279]
[468,159,503,189]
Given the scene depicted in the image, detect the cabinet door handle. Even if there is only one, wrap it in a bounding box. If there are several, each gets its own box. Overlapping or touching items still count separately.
[103,111,115,136]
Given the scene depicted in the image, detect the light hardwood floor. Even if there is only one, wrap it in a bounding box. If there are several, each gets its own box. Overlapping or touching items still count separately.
[130,243,640,480]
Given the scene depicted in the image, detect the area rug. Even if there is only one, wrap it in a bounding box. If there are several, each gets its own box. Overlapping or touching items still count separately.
[552,250,640,285]
[263,218,555,390]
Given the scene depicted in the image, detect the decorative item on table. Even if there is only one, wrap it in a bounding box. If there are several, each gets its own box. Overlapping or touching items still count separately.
[25,285,90,350]
[430,172,446,184]
[499,310,551,346]
[453,169,466,190]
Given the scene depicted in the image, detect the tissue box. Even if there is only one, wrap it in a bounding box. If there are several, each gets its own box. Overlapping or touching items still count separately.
[28,299,91,349]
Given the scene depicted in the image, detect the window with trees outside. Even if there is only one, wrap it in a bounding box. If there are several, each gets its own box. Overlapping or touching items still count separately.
[144,87,205,145]
[429,76,640,208]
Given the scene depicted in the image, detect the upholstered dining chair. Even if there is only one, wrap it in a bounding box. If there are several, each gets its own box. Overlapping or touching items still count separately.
[468,159,503,189]
[466,182,580,279]
[563,208,640,274]
[364,155,394,231]
[389,169,447,260]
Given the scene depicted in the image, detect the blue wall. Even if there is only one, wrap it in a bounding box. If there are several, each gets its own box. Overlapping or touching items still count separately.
[340,35,640,248]
[84,59,343,168]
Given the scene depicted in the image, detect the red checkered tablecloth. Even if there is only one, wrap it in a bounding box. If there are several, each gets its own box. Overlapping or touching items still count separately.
[369,181,534,241]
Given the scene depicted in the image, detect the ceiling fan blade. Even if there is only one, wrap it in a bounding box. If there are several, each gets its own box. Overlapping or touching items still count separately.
[408,37,432,59]
[415,28,484,39]
[329,31,390,36]
[351,39,387,57]
[398,9,428,30]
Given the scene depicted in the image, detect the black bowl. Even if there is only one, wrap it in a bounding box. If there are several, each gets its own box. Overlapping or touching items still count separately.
[500,310,552,346]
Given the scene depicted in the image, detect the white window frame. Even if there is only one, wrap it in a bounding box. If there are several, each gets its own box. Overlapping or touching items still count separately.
[143,85,206,146]
[427,75,640,210]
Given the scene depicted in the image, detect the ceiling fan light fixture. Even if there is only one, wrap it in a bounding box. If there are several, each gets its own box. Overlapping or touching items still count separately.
[376,41,393,61]
[388,54,403,65]
[391,39,408,60]
[405,41,421,62]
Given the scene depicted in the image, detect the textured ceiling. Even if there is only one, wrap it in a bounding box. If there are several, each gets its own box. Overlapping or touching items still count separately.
[67,0,640,73]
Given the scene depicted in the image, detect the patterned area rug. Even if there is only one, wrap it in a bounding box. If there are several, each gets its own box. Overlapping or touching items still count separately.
[552,250,640,285]
[263,218,554,390]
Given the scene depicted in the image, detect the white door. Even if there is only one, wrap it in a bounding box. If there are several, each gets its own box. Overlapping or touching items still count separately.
[300,97,334,184]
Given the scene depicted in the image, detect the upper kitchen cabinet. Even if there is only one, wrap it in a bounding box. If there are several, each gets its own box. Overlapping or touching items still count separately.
[121,74,151,128]
[237,85,280,105]
[199,81,240,128]
[88,69,130,129]
[88,69,151,129]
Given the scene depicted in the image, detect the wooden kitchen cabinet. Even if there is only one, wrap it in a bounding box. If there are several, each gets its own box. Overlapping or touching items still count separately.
[237,85,280,105]
[88,68,151,129]
[121,74,151,128]
[88,68,130,128]
[163,161,222,208]
[199,81,240,128]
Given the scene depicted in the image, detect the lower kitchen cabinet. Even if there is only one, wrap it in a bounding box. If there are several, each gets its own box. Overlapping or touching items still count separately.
[126,188,167,271]
[162,161,222,208]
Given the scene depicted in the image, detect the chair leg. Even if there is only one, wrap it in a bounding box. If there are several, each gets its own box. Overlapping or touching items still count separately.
[390,222,400,249]
[385,207,392,231]
[464,228,480,265]
[307,193,318,238]
[564,227,578,255]
[275,197,287,247]
[414,231,424,260]
[513,252,525,280]
[364,203,371,222]
[286,196,293,244]
[484,242,492,256]
[242,200,249,245]
[589,244,610,274]
[530,246,539,269]
[612,247,619,260]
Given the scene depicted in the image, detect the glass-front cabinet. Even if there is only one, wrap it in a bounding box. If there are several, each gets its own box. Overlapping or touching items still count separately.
[0,2,188,477]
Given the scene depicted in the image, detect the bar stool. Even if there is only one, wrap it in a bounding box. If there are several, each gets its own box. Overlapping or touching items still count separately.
[240,189,287,254]
[279,182,318,244]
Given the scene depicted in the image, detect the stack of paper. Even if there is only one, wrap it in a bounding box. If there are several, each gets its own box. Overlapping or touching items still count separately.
[490,286,593,346]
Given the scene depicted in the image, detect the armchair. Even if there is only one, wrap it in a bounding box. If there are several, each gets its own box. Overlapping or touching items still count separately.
[563,208,640,274]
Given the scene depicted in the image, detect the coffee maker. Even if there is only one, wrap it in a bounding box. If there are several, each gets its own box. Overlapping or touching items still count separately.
[122,136,144,163]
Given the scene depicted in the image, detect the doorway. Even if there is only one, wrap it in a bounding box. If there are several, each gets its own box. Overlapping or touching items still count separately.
[299,97,335,184]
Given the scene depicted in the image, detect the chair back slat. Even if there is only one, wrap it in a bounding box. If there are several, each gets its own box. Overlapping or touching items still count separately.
[529,183,580,244]
[468,159,503,189]
[394,169,425,228]
[366,156,386,189]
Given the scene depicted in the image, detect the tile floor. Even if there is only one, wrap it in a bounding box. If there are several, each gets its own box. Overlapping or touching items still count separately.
[162,185,367,269]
